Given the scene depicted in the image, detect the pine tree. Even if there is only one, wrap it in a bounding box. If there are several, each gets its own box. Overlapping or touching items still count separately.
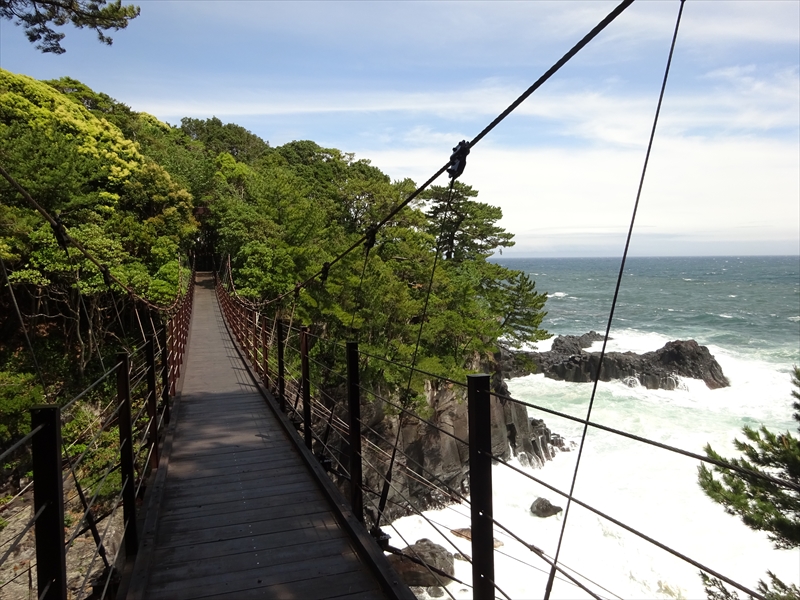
[697,366,800,599]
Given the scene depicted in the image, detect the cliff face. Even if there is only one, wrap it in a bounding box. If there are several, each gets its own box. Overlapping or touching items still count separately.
[323,353,569,525]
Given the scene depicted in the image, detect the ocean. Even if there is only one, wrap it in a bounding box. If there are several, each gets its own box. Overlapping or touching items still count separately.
[392,256,800,599]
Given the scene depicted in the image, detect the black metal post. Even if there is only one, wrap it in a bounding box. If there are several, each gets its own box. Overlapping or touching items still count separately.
[468,373,494,600]
[159,326,170,424]
[117,352,138,557]
[30,405,67,600]
[277,320,286,412]
[300,326,312,450]
[145,336,159,470]
[346,342,364,522]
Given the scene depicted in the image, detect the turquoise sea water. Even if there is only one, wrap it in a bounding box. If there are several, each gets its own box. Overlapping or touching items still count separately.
[393,256,800,600]
[499,255,800,362]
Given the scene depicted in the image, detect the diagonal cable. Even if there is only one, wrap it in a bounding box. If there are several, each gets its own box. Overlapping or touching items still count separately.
[544,3,687,597]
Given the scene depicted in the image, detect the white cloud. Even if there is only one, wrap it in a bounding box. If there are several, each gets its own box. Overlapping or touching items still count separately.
[364,134,799,257]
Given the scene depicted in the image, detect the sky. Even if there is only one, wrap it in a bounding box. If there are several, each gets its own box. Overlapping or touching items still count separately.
[1,0,798,257]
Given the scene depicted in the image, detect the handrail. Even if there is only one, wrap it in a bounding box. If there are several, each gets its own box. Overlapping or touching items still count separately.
[0,266,196,600]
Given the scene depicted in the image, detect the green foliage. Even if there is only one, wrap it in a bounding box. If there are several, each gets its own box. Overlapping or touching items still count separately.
[701,572,800,600]
[181,117,269,166]
[0,0,140,54]
[62,404,122,504]
[698,367,800,599]
[0,371,43,447]
[421,181,515,263]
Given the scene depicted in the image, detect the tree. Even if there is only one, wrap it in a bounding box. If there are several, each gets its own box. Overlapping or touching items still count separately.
[180,117,270,166]
[697,367,800,599]
[0,0,139,54]
[421,181,514,263]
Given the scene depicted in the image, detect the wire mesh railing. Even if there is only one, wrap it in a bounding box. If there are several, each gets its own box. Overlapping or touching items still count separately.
[0,272,195,600]
[215,267,791,600]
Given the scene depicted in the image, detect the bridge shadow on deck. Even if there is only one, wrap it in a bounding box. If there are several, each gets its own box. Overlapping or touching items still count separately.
[129,274,399,600]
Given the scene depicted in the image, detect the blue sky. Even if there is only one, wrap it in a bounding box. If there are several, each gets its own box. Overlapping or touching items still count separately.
[1,1,798,257]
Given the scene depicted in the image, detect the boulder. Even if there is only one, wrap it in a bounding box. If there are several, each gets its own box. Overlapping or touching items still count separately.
[387,539,455,587]
[530,497,563,518]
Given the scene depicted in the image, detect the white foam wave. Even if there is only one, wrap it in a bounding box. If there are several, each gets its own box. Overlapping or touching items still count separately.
[586,329,671,354]
[548,292,568,298]
[789,316,800,322]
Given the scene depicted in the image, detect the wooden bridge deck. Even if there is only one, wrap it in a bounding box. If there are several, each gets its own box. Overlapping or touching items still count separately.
[128,273,400,600]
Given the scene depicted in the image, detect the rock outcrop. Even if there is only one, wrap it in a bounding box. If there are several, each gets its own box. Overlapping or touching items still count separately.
[499,333,729,390]
[319,353,571,525]
[387,539,454,587]
[530,497,563,518]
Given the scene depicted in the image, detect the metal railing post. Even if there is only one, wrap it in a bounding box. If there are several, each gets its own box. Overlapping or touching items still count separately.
[252,311,258,367]
[277,320,286,412]
[30,405,67,600]
[468,373,494,600]
[145,336,159,470]
[159,326,170,424]
[117,352,139,557]
[167,319,175,397]
[346,341,363,523]
[261,320,268,381]
[300,326,312,450]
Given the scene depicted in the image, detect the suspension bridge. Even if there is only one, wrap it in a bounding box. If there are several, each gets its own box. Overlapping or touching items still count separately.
[1,1,794,599]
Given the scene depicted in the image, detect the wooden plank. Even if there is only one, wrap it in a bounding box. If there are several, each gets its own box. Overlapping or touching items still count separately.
[191,568,382,600]
[156,510,338,547]
[166,448,295,472]
[151,520,346,567]
[164,469,309,499]
[161,479,317,509]
[157,496,329,535]
[146,552,369,600]
[168,444,294,462]
[164,461,299,486]
[158,487,323,522]
[157,462,300,491]
[147,537,356,586]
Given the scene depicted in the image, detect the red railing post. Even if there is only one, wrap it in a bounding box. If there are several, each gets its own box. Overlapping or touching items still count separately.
[145,336,159,470]
[277,320,286,412]
[301,326,312,450]
[261,319,268,381]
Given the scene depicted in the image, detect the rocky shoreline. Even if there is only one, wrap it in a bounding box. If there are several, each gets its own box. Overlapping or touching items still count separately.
[370,333,730,595]
[498,332,730,390]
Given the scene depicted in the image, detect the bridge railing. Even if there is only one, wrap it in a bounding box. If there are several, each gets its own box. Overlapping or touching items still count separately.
[0,274,195,600]
[214,275,785,600]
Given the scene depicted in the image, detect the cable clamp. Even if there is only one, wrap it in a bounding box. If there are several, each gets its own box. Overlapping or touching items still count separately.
[99,265,113,287]
[447,140,470,180]
[320,262,331,284]
[364,226,378,251]
[51,214,69,252]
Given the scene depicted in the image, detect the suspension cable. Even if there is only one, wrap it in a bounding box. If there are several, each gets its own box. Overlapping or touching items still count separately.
[255,0,635,309]
[544,3,686,598]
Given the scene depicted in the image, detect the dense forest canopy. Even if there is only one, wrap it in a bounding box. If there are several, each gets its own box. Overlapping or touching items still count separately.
[0,68,549,450]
